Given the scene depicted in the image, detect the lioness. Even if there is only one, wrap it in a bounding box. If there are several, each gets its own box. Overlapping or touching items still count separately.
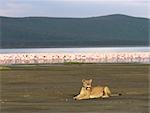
[73,79,120,100]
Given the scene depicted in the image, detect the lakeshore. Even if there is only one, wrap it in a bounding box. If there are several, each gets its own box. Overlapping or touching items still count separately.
[1,47,149,113]
[1,47,150,65]
[0,52,150,65]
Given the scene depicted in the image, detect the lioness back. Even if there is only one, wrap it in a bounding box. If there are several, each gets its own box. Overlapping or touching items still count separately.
[89,86,104,98]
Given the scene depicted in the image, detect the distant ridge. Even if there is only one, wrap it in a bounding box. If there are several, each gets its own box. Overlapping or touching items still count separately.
[0,14,149,48]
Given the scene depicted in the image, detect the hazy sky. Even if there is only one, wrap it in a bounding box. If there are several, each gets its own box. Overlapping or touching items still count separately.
[0,0,149,18]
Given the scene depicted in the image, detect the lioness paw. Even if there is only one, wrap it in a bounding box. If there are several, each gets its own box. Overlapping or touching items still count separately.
[73,96,77,100]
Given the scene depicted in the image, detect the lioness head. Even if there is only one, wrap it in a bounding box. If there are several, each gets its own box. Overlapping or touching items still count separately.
[82,79,92,89]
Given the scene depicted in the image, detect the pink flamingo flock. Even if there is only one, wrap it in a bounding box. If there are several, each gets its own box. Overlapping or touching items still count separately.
[0,52,150,65]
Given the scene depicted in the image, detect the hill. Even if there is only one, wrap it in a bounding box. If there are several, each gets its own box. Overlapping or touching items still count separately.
[0,14,149,48]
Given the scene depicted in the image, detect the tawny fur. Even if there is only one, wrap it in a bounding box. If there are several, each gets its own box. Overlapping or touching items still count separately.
[73,79,112,100]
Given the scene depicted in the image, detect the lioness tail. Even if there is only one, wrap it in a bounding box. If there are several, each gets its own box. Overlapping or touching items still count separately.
[111,93,122,96]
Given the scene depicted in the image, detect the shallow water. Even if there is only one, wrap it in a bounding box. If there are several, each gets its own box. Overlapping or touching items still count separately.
[0,47,150,54]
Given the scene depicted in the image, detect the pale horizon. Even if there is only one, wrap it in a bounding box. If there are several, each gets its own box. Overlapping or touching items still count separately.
[1,13,149,19]
[0,0,149,18]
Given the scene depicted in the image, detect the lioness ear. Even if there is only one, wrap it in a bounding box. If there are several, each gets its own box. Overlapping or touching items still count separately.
[89,79,92,83]
[82,79,85,83]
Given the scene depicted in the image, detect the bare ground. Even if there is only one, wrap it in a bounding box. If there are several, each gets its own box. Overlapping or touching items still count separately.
[0,64,149,113]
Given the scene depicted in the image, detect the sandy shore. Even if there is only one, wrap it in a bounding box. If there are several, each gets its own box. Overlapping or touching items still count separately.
[0,52,150,64]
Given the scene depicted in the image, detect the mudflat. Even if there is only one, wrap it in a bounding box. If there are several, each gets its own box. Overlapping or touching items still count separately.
[0,64,149,113]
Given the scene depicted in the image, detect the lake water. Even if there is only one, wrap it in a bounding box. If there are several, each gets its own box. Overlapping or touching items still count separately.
[0,47,149,54]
